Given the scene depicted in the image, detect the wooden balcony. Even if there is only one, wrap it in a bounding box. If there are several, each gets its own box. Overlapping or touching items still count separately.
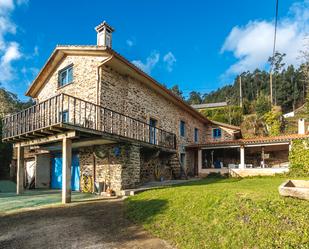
[2,93,176,150]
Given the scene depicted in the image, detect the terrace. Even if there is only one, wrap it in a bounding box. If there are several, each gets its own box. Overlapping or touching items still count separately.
[2,93,176,151]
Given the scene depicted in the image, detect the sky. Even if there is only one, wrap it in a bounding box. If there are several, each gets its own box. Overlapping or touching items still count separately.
[0,0,308,101]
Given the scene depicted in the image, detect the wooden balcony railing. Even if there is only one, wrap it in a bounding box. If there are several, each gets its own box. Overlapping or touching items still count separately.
[2,93,176,150]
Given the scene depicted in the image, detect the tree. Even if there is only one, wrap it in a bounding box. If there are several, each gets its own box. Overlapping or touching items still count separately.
[0,87,33,179]
[263,106,283,136]
[169,85,184,99]
[187,91,202,105]
[268,51,286,105]
[255,93,271,117]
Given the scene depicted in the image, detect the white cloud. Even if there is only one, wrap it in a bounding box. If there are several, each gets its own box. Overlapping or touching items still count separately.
[0,0,28,86]
[163,52,176,72]
[132,51,160,74]
[221,0,309,77]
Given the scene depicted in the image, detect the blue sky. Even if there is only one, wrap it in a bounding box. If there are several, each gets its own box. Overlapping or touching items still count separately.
[0,0,308,100]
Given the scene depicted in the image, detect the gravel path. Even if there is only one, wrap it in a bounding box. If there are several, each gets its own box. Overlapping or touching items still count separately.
[0,198,174,249]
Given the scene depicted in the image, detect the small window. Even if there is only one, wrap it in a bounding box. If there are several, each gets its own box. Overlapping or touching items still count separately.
[59,110,69,123]
[180,121,185,137]
[58,65,73,87]
[194,128,199,143]
[212,128,222,139]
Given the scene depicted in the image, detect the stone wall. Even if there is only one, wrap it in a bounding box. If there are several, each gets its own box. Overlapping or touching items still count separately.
[140,150,176,182]
[205,124,235,143]
[79,143,141,192]
[100,66,207,149]
[36,55,108,103]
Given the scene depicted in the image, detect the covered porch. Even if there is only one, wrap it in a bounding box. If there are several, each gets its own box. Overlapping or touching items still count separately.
[188,134,309,177]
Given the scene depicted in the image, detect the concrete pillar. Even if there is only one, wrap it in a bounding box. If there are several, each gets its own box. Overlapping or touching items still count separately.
[62,137,72,204]
[261,146,265,168]
[198,149,202,174]
[16,144,24,195]
[240,146,245,169]
[298,119,305,135]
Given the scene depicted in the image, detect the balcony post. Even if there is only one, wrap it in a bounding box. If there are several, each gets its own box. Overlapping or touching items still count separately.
[62,137,72,204]
[16,144,24,195]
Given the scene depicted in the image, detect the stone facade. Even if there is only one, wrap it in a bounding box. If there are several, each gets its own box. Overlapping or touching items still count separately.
[33,51,217,191]
[100,66,207,148]
[79,143,140,192]
[205,123,235,143]
[36,55,108,103]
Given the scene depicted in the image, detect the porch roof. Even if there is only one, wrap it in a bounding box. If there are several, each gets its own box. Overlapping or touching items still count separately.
[187,134,309,149]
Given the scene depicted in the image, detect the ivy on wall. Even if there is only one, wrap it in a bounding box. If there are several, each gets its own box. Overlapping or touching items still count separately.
[288,139,309,176]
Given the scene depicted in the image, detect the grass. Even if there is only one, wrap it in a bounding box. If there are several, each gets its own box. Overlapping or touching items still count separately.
[126,176,309,249]
[0,190,97,214]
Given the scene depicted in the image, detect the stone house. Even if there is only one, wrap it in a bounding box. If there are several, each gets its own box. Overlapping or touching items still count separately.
[3,21,236,203]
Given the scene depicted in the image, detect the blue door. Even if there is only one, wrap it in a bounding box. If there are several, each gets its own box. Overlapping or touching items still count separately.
[51,153,80,191]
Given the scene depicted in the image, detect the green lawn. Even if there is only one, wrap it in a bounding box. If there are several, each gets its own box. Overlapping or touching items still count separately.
[126,177,309,249]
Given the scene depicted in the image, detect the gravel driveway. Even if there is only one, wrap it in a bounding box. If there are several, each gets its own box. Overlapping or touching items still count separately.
[0,198,174,249]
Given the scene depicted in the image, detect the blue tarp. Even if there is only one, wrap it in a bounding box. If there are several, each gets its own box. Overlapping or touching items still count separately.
[51,153,80,191]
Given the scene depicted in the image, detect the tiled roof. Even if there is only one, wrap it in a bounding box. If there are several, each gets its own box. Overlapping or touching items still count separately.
[187,133,309,148]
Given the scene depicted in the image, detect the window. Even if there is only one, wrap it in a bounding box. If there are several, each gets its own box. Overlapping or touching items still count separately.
[149,118,157,144]
[212,128,222,139]
[59,110,69,123]
[58,65,73,87]
[194,128,199,143]
[180,121,185,137]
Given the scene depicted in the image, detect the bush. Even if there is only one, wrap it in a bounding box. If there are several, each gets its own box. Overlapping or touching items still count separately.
[288,139,309,176]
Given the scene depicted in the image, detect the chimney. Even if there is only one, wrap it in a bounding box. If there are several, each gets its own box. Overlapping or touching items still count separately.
[95,21,114,48]
[298,118,305,135]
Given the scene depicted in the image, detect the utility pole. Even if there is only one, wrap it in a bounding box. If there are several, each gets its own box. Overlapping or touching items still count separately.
[239,75,243,108]
[270,72,273,106]
[292,76,295,111]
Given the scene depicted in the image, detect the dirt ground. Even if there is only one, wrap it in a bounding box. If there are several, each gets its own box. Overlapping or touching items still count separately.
[0,198,174,249]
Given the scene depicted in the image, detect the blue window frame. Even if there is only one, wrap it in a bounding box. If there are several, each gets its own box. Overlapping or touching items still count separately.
[59,110,69,123]
[212,128,222,139]
[194,128,198,143]
[180,120,185,137]
[58,64,73,87]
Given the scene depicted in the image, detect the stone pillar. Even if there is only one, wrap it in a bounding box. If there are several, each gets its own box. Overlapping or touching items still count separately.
[240,146,245,169]
[16,144,24,195]
[198,149,202,175]
[62,137,72,204]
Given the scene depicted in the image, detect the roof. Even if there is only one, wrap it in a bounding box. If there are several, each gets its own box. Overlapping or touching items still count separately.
[95,21,115,32]
[209,120,241,131]
[191,102,227,109]
[187,133,309,149]
[25,45,211,124]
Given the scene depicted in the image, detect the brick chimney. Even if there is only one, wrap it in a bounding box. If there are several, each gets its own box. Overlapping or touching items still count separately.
[298,118,305,135]
[95,21,114,48]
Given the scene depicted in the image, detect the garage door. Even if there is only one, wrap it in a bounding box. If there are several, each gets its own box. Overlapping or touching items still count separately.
[51,153,80,191]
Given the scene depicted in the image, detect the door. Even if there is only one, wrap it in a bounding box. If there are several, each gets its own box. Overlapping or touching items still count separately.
[149,118,157,145]
[51,153,80,191]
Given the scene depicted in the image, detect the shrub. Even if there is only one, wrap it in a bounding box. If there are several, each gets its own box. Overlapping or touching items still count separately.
[288,139,309,176]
